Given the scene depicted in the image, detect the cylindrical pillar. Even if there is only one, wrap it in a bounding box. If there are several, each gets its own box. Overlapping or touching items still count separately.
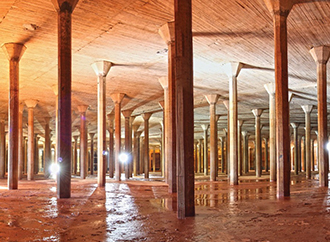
[264,83,276,181]
[110,94,125,181]
[0,116,6,178]
[201,125,209,176]
[252,109,263,178]
[264,0,293,198]
[291,123,299,175]
[77,105,88,179]
[2,43,26,189]
[91,61,112,186]
[25,100,38,181]
[310,46,330,187]
[108,113,115,178]
[242,131,249,174]
[44,117,51,178]
[18,103,24,180]
[205,95,219,181]
[142,113,152,179]
[89,133,95,175]
[51,0,79,198]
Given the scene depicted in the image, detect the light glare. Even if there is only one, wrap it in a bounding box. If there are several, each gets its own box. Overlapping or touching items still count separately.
[119,153,129,163]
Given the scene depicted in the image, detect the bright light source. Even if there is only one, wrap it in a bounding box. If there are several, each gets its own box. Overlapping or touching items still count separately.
[327,142,330,151]
[103,150,108,155]
[49,163,60,177]
[119,153,129,163]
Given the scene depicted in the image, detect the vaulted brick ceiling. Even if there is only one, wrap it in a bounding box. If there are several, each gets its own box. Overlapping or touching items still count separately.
[0,0,329,144]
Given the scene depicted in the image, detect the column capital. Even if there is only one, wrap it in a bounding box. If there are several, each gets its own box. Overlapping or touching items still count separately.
[301,105,313,114]
[110,93,125,104]
[135,131,142,137]
[205,94,219,105]
[44,117,51,124]
[122,109,133,118]
[51,0,79,12]
[238,120,244,127]
[252,109,263,117]
[91,60,112,77]
[25,100,38,109]
[222,62,244,78]
[310,46,330,64]
[142,112,152,121]
[19,102,24,113]
[288,91,294,102]
[264,82,275,96]
[158,76,168,89]
[158,101,164,110]
[132,124,140,132]
[73,135,79,141]
[0,113,7,121]
[107,112,114,120]
[263,0,295,17]
[201,124,209,131]
[51,84,58,96]
[242,131,248,137]
[290,122,299,129]
[77,105,89,114]
[158,21,175,45]
[1,43,26,61]
[223,100,229,110]
[89,133,95,139]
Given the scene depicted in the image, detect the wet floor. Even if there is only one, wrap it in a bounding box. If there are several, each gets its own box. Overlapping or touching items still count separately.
[0,172,329,241]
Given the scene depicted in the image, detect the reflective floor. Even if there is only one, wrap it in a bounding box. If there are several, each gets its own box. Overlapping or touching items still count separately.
[0,172,329,241]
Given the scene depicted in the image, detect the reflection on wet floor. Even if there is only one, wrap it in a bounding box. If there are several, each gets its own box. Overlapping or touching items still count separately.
[0,172,329,241]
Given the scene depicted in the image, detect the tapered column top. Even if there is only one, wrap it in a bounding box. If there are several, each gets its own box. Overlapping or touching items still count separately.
[89,133,95,138]
[222,62,244,78]
[301,105,313,114]
[25,100,38,109]
[51,0,79,12]
[132,124,140,133]
[223,100,229,110]
[122,109,133,118]
[238,120,244,127]
[91,60,112,77]
[310,46,330,64]
[142,112,152,121]
[264,83,275,96]
[263,0,295,17]
[158,101,164,110]
[288,91,294,102]
[252,109,263,117]
[44,117,51,123]
[159,76,168,89]
[158,21,175,45]
[51,84,58,96]
[0,113,7,121]
[205,94,219,105]
[110,93,125,104]
[107,113,115,120]
[290,122,299,129]
[19,102,24,113]
[201,124,209,131]
[77,105,88,114]
[2,43,26,62]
